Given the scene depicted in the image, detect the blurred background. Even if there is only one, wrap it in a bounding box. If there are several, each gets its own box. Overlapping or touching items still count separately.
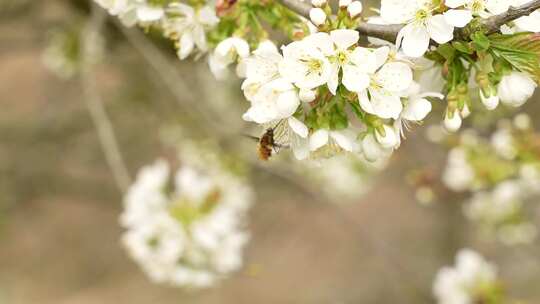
[0,0,539,303]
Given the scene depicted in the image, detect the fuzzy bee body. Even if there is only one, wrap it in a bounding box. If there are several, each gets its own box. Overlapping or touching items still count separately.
[257,128,276,161]
[244,120,289,161]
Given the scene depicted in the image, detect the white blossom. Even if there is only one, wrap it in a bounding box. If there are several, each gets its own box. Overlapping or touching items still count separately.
[443,148,474,191]
[355,47,413,119]
[163,3,219,60]
[394,81,443,145]
[309,129,356,154]
[444,109,462,132]
[514,10,540,32]
[339,0,353,7]
[433,249,498,304]
[209,37,250,79]
[312,0,327,7]
[497,71,537,107]
[375,124,399,148]
[480,90,500,110]
[347,1,363,17]
[445,0,512,18]
[381,0,471,57]
[309,7,327,25]
[464,180,538,245]
[121,159,253,288]
[242,42,301,124]
[279,33,334,90]
[490,126,516,159]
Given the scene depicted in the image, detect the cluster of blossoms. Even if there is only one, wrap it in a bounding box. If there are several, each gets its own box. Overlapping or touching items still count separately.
[379,0,540,57]
[95,0,220,59]
[241,29,442,162]
[94,0,540,163]
[433,248,503,304]
[441,114,540,244]
[121,155,253,288]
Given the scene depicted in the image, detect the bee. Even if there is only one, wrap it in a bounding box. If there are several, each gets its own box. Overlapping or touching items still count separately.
[257,128,276,161]
[245,121,289,161]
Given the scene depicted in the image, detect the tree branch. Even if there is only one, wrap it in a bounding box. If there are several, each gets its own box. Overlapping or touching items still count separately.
[81,4,132,193]
[483,0,540,34]
[276,0,540,43]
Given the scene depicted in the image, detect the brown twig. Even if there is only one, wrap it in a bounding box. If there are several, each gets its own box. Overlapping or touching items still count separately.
[276,0,540,43]
[81,3,131,193]
[482,0,540,34]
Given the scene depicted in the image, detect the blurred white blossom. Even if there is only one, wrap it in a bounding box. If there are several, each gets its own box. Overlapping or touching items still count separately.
[121,158,253,288]
[433,249,500,304]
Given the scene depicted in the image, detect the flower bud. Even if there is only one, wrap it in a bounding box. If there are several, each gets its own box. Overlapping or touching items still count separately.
[460,103,470,119]
[299,89,316,102]
[339,0,352,7]
[480,90,499,110]
[444,110,462,132]
[347,1,363,18]
[375,125,398,149]
[498,71,537,107]
[311,0,327,7]
[309,7,327,26]
[362,134,382,162]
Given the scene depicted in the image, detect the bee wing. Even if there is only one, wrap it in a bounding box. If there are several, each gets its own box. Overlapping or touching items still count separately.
[270,120,290,148]
[242,134,260,142]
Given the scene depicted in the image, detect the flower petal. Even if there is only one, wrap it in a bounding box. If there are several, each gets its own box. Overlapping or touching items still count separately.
[330,131,354,152]
[288,117,309,138]
[369,88,403,119]
[380,0,418,23]
[179,32,195,59]
[402,97,432,121]
[342,65,370,92]
[443,9,473,28]
[376,62,413,92]
[198,5,219,26]
[349,47,379,73]
[309,129,329,151]
[427,14,454,44]
[330,29,359,50]
[400,24,430,58]
[515,11,540,32]
[445,0,468,8]
[276,91,300,118]
[136,6,164,22]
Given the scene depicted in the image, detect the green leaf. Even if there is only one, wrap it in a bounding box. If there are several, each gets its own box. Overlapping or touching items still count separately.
[471,31,490,51]
[452,41,474,54]
[489,33,540,82]
[436,43,455,61]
